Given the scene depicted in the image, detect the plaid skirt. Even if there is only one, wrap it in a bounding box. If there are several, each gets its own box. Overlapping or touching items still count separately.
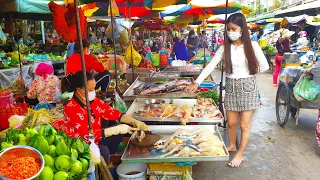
[224,77,260,112]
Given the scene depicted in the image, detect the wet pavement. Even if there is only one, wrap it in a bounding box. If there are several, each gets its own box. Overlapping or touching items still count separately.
[193,71,320,180]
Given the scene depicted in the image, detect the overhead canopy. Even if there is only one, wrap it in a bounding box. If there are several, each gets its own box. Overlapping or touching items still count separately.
[275,1,320,17]
[0,0,64,13]
[160,0,249,18]
[246,11,278,23]
[282,14,308,25]
[0,0,64,20]
[255,18,283,25]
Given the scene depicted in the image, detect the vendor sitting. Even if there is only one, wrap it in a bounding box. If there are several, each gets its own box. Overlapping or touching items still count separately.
[17,38,34,54]
[291,31,309,51]
[27,63,61,105]
[65,40,111,98]
[52,71,149,163]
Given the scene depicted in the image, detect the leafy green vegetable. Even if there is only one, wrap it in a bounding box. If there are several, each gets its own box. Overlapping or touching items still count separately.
[18,134,27,145]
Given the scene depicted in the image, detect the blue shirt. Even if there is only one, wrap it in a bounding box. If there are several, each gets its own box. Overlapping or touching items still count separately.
[173,41,189,60]
[67,42,75,58]
[252,34,258,42]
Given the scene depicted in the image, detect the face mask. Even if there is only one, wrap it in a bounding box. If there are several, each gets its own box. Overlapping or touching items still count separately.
[19,39,23,44]
[227,31,242,41]
[88,91,96,101]
[80,89,96,101]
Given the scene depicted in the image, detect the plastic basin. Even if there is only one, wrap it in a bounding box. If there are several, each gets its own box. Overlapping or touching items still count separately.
[117,163,147,180]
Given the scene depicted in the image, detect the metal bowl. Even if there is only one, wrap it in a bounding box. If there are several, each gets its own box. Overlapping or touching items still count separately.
[144,99,165,105]
[0,146,45,180]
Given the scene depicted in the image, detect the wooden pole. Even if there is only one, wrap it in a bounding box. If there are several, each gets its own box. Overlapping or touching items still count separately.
[74,0,93,133]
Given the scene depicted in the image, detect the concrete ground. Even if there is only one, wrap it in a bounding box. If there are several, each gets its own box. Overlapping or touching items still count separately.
[193,71,320,180]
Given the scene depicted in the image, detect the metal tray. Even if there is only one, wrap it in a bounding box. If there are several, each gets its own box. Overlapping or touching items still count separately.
[150,72,181,79]
[162,66,203,72]
[126,98,224,124]
[122,77,196,101]
[121,125,229,163]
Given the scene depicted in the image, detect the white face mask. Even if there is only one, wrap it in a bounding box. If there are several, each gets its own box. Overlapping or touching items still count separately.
[88,91,96,101]
[80,89,96,101]
[227,31,242,41]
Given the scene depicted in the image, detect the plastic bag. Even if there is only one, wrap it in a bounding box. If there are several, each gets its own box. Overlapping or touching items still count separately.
[8,115,25,129]
[294,74,320,102]
[88,137,101,173]
[0,27,7,43]
[124,43,142,66]
[114,90,127,113]
[118,28,129,44]
[22,108,54,128]
[34,102,53,111]
[106,21,120,41]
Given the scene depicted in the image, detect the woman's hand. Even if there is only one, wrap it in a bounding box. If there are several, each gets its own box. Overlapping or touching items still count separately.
[120,115,150,131]
[184,82,199,95]
[104,124,139,137]
[132,120,150,131]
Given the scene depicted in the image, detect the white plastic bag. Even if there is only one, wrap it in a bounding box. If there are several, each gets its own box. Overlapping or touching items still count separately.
[87,136,101,173]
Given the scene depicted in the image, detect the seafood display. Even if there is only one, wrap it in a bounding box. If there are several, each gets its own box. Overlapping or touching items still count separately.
[121,125,229,163]
[130,127,226,158]
[154,127,226,157]
[151,72,181,78]
[132,98,223,125]
[133,79,192,95]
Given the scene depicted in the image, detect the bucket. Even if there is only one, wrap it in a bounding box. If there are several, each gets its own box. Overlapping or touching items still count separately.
[0,92,13,108]
[116,163,147,180]
[160,54,169,66]
[150,53,160,66]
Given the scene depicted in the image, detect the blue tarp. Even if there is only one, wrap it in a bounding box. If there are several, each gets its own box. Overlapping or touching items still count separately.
[0,0,64,14]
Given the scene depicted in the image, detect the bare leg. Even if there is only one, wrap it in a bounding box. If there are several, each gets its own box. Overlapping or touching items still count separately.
[226,110,239,152]
[229,110,254,167]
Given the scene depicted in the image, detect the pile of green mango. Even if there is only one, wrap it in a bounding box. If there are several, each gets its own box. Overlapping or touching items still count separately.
[1,124,91,180]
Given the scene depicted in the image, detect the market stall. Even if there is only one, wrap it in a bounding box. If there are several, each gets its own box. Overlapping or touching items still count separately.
[0,0,238,179]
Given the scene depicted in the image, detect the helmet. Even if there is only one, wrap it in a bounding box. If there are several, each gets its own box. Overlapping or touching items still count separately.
[298,31,307,37]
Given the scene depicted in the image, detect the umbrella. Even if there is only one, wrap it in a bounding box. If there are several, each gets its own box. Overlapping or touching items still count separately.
[207,15,227,24]
[145,0,191,10]
[161,0,251,18]
[255,18,283,25]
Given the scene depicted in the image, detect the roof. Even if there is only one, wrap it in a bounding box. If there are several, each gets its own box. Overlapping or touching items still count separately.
[275,1,320,16]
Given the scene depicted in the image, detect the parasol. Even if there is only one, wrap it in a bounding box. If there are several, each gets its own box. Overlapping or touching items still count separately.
[206,15,227,24]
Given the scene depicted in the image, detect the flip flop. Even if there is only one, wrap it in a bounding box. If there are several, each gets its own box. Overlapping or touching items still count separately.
[228,158,244,168]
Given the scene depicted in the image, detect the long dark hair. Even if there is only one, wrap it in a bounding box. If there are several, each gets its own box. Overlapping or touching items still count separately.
[224,13,259,75]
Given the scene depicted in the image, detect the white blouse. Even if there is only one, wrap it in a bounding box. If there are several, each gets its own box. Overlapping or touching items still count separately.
[195,41,269,85]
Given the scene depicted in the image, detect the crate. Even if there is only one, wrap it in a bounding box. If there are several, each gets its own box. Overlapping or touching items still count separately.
[149,175,183,180]
[148,163,192,172]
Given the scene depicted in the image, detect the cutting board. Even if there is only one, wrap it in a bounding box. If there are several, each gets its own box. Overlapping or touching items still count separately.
[130,133,163,148]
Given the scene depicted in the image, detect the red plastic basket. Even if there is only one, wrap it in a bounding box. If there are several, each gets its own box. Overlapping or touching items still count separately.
[0,92,13,108]
[0,95,29,131]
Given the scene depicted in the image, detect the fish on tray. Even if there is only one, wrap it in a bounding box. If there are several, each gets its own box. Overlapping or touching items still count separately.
[139,79,191,95]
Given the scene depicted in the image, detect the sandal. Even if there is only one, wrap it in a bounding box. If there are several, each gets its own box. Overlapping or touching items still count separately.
[228,158,243,168]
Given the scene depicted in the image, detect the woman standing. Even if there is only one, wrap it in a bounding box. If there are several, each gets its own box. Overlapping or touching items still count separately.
[273,29,294,87]
[184,13,269,167]
[187,30,200,58]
